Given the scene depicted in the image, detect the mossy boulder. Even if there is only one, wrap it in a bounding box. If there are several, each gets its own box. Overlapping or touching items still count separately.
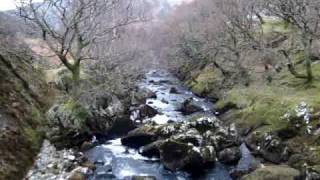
[46,99,91,148]
[241,165,301,180]
[187,65,224,101]
[47,88,129,148]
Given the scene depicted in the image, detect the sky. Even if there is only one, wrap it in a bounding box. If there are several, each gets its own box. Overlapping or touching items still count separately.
[0,0,191,11]
[168,0,191,6]
[0,0,42,11]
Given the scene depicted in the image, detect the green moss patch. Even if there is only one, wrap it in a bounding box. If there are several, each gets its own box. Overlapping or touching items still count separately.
[262,19,291,34]
[61,99,90,124]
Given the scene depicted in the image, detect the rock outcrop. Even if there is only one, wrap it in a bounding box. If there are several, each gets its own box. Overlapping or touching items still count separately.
[121,116,242,173]
[0,41,49,179]
[46,87,132,148]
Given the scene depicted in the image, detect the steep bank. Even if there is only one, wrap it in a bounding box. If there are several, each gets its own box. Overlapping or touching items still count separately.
[175,61,320,179]
[0,45,49,179]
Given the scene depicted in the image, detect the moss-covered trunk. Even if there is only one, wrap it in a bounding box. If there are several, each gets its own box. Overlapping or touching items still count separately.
[302,34,313,82]
[71,63,81,96]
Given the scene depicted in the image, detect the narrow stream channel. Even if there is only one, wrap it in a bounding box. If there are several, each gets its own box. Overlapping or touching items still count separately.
[85,70,248,180]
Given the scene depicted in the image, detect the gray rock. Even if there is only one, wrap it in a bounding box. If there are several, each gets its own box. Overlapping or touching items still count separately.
[132,87,157,105]
[121,125,158,148]
[139,140,164,157]
[131,175,157,180]
[46,101,91,148]
[159,140,203,171]
[137,104,158,119]
[169,87,179,94]
[172,128,203,146]
[78,90,125,132]
[159,140,216,172]
[217,146,241,164]
[180,98,203,115]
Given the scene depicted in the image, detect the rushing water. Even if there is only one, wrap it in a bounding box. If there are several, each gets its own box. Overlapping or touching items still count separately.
[85,70,247,180]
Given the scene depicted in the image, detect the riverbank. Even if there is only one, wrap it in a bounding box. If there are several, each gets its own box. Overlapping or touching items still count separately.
[175,62,320,179]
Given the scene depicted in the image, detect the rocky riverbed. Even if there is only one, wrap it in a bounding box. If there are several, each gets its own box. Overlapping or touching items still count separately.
[25,70,263,180]
[84,70,261,180]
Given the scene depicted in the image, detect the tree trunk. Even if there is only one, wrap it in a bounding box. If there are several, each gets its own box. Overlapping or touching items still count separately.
[280,50,308,79]
[304,37,313,82]
[71,63,81,95]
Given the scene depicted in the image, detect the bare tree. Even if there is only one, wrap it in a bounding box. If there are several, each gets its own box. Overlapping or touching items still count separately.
[265,0,320,81]
[18,0,145,90]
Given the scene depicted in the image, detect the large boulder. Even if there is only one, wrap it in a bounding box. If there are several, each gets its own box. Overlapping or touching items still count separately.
[130,104,158,122]
[46,89,129,148]
[139,140,164,157]
[204,123,240,151]
[230,144,261,179]
[121,123,181,148]
[241,165,301,180]
[121,125,159,148]
[158,140,216,172]
[217,146,241,164]
[78,89,126,133]
[179,98,203,115]
[187,116,222,133]
[245,132,289,164]
[132,87,157,105]
[46,100,92,148]
[172,128,203,146]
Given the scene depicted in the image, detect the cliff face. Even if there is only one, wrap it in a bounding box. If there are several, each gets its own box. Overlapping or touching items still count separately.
[0,36,49,179]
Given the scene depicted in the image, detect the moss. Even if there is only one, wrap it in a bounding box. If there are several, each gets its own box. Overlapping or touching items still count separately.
[14,82,24,92]
[307,146,320,166]
[23,127,41,151]
[216,82,320,134]
[62,99,90,121]
[242,165,300,180]
[190,67,221,95]
[262,19,291,34]
[31,106,42,124]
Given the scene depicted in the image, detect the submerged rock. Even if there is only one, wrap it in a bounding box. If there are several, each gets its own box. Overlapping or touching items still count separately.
[169,87,179,94]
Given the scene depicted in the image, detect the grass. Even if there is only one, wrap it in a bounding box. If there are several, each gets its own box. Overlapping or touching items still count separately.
[216,62,320,134]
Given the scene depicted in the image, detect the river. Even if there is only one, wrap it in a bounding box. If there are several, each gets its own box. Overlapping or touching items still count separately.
[85,70,238,180]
